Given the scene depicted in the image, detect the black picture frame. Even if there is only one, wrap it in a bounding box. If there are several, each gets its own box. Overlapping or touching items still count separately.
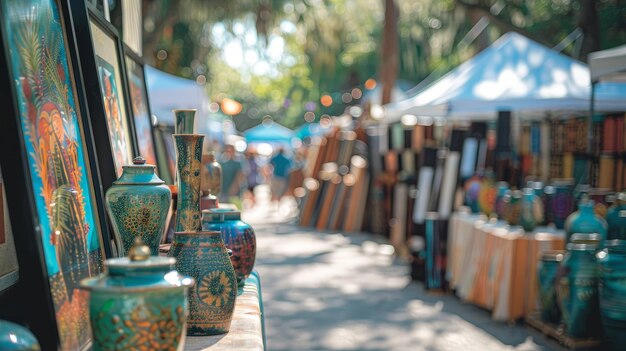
[123,44,163,175]
[70,0,138,192]
[0,0,113,349]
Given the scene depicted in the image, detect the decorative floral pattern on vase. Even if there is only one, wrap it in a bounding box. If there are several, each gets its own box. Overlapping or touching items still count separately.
[174,135,204,232]
[106,192,170,256]
[91,298,186,351]
[168,231,237,335]
[1,1,105,349]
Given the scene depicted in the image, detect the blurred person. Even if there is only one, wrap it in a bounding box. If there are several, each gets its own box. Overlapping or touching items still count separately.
[269,148,292,202]
[218,144,244,203]
[242,149,260,206]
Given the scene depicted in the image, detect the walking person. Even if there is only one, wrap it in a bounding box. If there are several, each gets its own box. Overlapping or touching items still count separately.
[269,148,291,203]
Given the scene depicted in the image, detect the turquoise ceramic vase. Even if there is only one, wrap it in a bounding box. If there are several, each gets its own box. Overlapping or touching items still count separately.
[105,156,171,256]
[494,182,509,220]
[80,239,193,351]
[537,250,564,324]
[168,231,237,335]
[0,320,40,351]
[597,240,626,350]
[606,192,626,240]
[557,242,602,339]
[565,198,608,246]
[202,209,256,287]
[174,109,196,134]
[174,135,204,232]
[520,187,544,232]
[464,174,482,213]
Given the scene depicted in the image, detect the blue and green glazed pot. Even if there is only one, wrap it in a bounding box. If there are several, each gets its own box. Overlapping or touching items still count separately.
[80,240,193,351]
[202,209,257,287]
[105,156,171,256]
[556,242,602,339]
[565,198,608,247]
[606,192,626,241]
[503,189,522,226]
[0,320,40,350]
[174,135,204,232]
[168,231,237,335]
[597,240,626,350]
[520,187,544,232]
[537,250,564,324]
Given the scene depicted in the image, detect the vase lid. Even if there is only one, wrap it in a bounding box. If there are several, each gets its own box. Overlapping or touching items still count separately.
[202,208,241,221]
[540,250,565,262]
[566,242,599,251]
[113,156,165,185]
[80,238,193,292]
[0,320,40,351]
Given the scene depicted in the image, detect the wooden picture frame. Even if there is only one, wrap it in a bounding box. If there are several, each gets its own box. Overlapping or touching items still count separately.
[123,45,161,172]
[0,0,113,349]
[70,1,138,191]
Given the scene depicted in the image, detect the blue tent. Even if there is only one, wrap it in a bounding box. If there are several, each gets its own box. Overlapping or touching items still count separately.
[244,121,296,147]
[385,32,626,121]
[295,123,330,139]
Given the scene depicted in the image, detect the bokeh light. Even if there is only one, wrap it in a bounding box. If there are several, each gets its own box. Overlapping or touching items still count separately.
[364,78,376,90]
[221,97,243,115]
[304,111,316,122]
[351,88,362,99]
[320,94,333,107]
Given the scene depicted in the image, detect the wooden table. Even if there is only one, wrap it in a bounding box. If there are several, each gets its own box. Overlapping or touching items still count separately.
[184,272,265,351]
[447,212,565,321]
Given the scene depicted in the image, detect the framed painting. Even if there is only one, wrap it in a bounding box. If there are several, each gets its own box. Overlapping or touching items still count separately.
[154,124,177,185]
[0,0,111,349]
[124,45,159,168]
[69,1,137,192]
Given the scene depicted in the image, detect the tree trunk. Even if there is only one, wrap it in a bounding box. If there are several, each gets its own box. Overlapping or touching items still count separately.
[380,0,398,105]
[578,0,600,62]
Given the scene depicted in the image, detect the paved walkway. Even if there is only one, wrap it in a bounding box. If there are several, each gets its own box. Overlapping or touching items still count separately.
[242,189,564,351]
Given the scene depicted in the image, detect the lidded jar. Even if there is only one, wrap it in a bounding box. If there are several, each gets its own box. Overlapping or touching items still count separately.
[105,156,172,256]
[202,208,256,287]
[80,239,194,351]
[565,197,608,246]
[597,240,626,349]
[537,250,564,324]
[606,192,626,240]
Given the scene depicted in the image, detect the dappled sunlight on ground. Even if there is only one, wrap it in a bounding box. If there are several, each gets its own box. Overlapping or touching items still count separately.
[241,185,564,351]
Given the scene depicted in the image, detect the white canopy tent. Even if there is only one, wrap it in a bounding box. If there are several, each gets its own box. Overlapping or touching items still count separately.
[384,32,626,122]
[589,44,626,83]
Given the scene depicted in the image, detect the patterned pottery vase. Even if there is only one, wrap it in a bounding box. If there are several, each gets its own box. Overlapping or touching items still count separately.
[105,156,171,256]
[520,187,544,232]
[174,135,204,232]
[463,174,482,213]
[80,239,193,351]
[549,179,575,230]
[168,231,237,336]
[173,109,196,134]
[556,242,602,339]
[537,250,564,324]
[494,181,509,220]
[606,192,626,240]
[565,198,608,247]
[202,209,256,287]
[0,320,40,350]
[477,178,497,216]
[597,240,626,350]
[503,189,522,226]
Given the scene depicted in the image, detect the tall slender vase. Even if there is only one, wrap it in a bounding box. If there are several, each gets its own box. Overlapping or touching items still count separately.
[174,109,196,134]
[174,134,204,232]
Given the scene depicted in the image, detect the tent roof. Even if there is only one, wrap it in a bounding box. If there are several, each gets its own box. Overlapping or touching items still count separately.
[295,122,331,139]
[243,120,295,145]
[385,32,626,121]
[589,44,626,83]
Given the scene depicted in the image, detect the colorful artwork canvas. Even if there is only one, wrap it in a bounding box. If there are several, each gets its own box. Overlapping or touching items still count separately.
[1,0,105,348]
[125,56,157,165]
[90,20,133,176]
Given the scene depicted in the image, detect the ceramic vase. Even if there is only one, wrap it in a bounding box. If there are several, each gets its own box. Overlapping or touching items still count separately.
[105,156,171,256]
[548,179,575,229]
[0,320,40,351]
[202,209,256,287]
[80,240,193,351]
[174,135,204,232]
[477,178,497,216]
[520,187,544,232]
[606,192,626,240]
[557,242,602,339]
[494,181,509,220]
[503,190,522,226]
[565,198,608,246]
[537,250,564,324]
[174,109,196,134]
[168,231,238,335]
[597,240,626,350]
[463,174,482,213]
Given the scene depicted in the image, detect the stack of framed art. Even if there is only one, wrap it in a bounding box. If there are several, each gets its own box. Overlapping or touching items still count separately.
[0,0,164,349]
